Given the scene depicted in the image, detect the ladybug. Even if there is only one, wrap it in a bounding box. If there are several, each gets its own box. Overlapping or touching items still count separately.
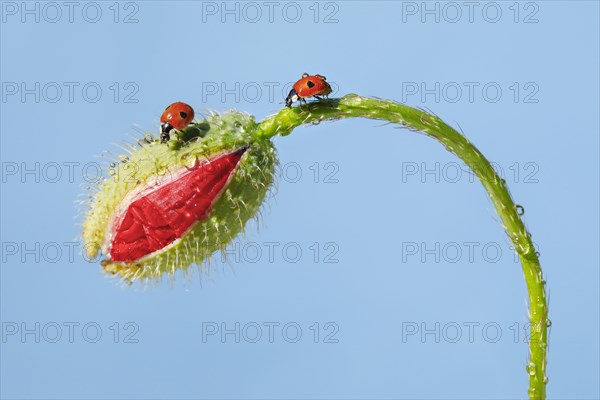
[160,102,195,143]
[285,73,332,108]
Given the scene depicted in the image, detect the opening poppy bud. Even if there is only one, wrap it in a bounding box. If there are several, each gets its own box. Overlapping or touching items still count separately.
[82,111,276,282]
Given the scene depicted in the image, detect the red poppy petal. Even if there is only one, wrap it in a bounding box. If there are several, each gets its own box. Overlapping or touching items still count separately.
[109,148,247,262]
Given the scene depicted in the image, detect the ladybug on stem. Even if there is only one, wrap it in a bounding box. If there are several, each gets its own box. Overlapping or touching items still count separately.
[160,102,195,143]
[285,73,332,108]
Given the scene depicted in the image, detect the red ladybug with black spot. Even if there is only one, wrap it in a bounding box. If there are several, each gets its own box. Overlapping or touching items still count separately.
[285,73,332,108]
[160,101,195,143]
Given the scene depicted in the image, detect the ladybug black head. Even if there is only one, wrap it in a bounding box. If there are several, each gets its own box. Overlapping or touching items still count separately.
[160,122,173,143]
[161,122,173,134]
[285,89,298,108]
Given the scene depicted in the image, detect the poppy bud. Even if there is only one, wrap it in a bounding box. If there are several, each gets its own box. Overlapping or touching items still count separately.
[82,111,276,282]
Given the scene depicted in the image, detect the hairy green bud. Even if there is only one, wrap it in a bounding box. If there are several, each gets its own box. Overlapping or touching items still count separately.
[82,111,276,282]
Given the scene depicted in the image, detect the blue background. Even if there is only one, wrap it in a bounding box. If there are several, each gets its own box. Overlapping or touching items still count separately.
[1,1,599,398]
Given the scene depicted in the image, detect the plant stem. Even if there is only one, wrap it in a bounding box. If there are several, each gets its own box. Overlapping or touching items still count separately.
[256,94,548,399]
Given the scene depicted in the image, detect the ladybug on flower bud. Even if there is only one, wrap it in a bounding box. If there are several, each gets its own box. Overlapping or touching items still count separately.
[160,102,195,143]
[285,73,332,108]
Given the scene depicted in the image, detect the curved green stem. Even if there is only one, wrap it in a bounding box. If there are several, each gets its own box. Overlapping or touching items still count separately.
[256,94,548,399]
